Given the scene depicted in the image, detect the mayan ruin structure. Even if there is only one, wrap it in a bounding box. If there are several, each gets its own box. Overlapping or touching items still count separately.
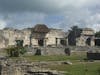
[0,24,95,48]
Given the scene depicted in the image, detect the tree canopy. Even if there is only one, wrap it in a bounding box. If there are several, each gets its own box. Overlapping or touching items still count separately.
[95,31,100,37]
[69,26,82,37]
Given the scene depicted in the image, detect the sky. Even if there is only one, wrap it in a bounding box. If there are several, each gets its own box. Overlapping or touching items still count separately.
[0,0,100,31]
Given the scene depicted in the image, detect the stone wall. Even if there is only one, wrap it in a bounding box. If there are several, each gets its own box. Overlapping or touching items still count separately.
[0,27,95,48]
[45,29,67,46]
[0,28,31,48]
[76,28,95,46]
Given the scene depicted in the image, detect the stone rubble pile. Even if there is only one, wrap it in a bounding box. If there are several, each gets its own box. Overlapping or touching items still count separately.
[0,58,66,75]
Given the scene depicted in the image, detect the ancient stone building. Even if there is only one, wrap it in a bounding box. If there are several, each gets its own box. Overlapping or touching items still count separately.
[68,28,95,46]
[76,28,95,46]
[0,24,68,48]
[30,24,68,47]
[0,24,95,48]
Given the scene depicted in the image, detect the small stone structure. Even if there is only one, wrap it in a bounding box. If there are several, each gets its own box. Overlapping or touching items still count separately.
[76,28,95,46]
[68,28,95,46]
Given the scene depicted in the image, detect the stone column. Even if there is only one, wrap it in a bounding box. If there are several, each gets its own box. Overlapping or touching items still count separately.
[57,38,61,45]
[91,36,95,46]
[44,39,46,47]
[56,38,58,46]
[29,36,32,47]
[65,38,68,46]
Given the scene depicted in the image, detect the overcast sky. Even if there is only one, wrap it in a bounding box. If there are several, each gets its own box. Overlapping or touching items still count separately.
[0,0,100,31]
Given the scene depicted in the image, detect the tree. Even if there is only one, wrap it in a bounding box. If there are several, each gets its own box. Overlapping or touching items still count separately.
[68,25,82,46]
[95,31,100,37]
[5,40,27,57]
[70,26,82,37]
[5,46,19,57]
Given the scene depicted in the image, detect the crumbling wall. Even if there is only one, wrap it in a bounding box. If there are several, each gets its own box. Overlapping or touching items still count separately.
[76,28,95,46]
[46,29,67,46]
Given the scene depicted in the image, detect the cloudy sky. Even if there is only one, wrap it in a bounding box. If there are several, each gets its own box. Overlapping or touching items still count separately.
[0,0,100,31]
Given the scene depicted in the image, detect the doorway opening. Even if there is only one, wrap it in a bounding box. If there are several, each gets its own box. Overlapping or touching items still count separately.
[38,39,44,46]
[86,38,91,46]
[95,39,100,46]
[60,39,66,46]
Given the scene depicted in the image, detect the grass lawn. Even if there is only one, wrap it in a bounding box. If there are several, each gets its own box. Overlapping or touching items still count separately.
[23,54,86,61]
[44,62,100,75]
[23,54,100,75]
[11,54,100,75]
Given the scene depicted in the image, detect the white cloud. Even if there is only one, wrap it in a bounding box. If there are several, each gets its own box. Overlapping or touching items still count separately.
[0,0,100,31]
[2,12,46,29]
[87,24,100,32]
[0,20,7,29]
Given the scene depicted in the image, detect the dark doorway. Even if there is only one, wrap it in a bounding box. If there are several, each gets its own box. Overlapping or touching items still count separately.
[35,48,41,55]
[60,39,66,46]
[86,38,91,46]
[38,39,44,46]
[95,39,100,46]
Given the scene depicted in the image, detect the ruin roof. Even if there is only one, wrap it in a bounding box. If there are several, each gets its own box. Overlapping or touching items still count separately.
[83,28,94,31]
[33,24,49,33]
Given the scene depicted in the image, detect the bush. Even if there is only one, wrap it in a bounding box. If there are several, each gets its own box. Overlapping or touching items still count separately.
[20,47,27,55]
[5,46,27,57]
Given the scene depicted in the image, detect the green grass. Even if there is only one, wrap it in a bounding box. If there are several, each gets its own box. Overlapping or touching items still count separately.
[44,62,100,75]
[23,55,100,75]
[23,54,86,61]
[10,54,100,75]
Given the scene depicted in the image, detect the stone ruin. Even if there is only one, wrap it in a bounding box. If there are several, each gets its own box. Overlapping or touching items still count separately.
[0,24,96,56]
[0,57,66,75]
[0,24,95,49]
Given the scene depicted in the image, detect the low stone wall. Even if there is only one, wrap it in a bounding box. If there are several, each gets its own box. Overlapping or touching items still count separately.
[25,47,71,56]
[0,46,100,56]
[25,46,100,56]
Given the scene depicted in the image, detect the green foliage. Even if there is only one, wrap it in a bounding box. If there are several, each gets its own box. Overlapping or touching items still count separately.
[5,46,27,57]
[95,31,100,37]
[5,47,19,57]
[15,40,23,47]
[70,26,82,37]
[68,25,82,45]
[19,47,27,55]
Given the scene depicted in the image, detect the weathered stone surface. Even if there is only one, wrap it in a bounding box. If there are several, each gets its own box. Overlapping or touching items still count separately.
[0,58,66,75]
[76,28,95,46]
[0,27,68,48]
[0,25,95,49]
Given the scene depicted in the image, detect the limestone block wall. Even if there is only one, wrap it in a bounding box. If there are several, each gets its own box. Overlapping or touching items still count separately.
[31,38,38,46]
[90,36,95,46]
[82,30,94,35]
[76,36,86,46]
[0,28,31,48]
[3,29,25,47]
[0,33,7,48]
[46,29,66,46]
[20,29,31,46]
[0,27,95,48]
[76,35,95,46]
